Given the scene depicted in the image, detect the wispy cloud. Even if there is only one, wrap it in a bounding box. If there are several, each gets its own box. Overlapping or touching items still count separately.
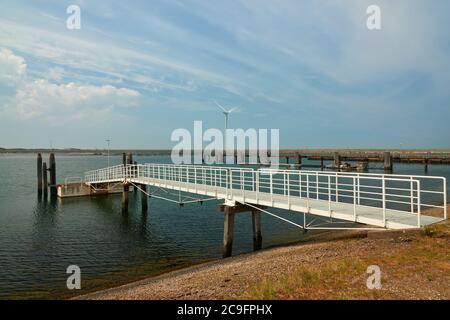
[0,0,449,148]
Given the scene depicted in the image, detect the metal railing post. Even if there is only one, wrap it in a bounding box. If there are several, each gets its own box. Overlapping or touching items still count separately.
[256,172,259,202]
[353,177,357,221]
[299,173,302,198]
[410,177,414,213]
[306,174,309,199]
[444,178,447,220]
[335,173,339,203]
[194,167,197,192]
[417,180,421,228]
[328,175,331,215]
[382,177,386,227]
[287,173,290,208]
[316,172,319,200]
[270,172,273,203]
[357,175,360,205]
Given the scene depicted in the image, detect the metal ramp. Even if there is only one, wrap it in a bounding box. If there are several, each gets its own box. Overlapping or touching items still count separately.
[84,163,447,230]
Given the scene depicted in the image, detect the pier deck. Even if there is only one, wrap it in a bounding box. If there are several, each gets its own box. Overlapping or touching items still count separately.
[84,163,447,230]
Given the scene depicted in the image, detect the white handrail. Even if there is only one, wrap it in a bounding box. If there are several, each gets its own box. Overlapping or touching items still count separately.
[84,163,446,221]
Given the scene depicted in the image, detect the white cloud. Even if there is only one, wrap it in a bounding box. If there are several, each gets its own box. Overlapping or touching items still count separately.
[0,48,27,85]
[14,80,140,121]
[0,49,141,122]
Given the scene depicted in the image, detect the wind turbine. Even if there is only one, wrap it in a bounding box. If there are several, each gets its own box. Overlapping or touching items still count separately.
[214,101,237,157]
[214,101,237,133]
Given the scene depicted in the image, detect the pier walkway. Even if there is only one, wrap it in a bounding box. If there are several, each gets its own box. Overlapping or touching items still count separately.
[84,163,447,230]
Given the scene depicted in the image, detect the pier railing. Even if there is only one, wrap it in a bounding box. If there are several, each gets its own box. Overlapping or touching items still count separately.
[84,163,447,227]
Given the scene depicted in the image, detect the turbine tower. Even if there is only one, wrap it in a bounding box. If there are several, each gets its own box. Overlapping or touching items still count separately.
[214,101,237,158]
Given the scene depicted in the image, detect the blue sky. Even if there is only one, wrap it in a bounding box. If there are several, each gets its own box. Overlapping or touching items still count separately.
[0,0,449,149]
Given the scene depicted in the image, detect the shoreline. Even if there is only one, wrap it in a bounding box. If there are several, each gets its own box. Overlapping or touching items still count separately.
[76,208,449,300]
[72,228,381,300]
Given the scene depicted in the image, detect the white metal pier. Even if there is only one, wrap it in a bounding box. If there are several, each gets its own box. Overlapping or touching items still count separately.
[84,163,447,230]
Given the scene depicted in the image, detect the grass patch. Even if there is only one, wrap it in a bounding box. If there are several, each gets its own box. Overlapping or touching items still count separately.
[239,222,450,300]
[422,223,449,238]
[241,257,367,300]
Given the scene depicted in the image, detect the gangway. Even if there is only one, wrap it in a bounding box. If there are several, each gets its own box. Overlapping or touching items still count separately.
[84,163,447,230]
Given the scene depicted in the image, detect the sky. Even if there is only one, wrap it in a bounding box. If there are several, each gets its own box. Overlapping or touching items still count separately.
[0,0,449,149]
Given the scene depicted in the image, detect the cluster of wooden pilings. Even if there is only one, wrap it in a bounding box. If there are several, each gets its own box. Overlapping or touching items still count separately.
[37,153,57,200]
[202,151,395,172]
[121,153,148,214]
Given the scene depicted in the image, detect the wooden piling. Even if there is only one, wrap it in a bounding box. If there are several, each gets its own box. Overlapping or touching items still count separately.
[285,156,289,164]
[122,153,126,166]
[297,154,302,166]
[49,153,57,198]
[252,209,262,251]
[122,184,129,213]
[37,153,43,196]
[141,184,148,212]
[424,159,429,173]
[320,157,324,171]
[121,153,133,213]
[334,152,341,170]
[43,162,48,199]
[222,207,235,258]
[384,152,393,173]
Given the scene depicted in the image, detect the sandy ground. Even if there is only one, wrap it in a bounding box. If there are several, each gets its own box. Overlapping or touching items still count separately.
[76,205,449,300]
[76,230,367,300]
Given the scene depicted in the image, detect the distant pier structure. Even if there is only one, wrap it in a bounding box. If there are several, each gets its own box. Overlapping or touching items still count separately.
[233,149,449,173]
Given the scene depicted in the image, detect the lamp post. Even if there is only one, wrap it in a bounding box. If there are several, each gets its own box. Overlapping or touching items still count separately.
[106,139,110,167]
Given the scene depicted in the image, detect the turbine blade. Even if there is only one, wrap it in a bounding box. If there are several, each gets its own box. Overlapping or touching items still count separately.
[228,107,238,113]
[214,100,227,113]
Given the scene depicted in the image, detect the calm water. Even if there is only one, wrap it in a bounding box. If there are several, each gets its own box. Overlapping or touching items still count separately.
[0,154,449,299]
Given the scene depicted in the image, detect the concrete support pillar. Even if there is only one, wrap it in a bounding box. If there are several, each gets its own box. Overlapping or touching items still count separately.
[252,209,262,251]
[37,153,43,197]
[141,184,148,212]
[222,207,235,258]
[384,151,393,173]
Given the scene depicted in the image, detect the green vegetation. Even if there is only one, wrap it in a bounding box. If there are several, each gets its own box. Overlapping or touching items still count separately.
[240,222,450,300]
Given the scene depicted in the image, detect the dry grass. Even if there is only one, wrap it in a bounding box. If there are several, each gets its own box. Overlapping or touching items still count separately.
[240,222,450,300]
